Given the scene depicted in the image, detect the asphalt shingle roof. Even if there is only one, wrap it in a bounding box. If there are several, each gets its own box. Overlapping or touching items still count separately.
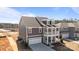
[20,16,41,27]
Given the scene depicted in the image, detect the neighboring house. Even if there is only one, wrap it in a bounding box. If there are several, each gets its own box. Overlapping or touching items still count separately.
[19,16,60,47]
[56,22,79,39]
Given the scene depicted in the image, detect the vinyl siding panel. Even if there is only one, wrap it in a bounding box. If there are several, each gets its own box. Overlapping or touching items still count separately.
[68,27,75,39]
[19,25,26,39]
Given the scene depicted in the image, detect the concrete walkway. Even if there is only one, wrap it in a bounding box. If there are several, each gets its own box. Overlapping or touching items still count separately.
[29,43,55,51]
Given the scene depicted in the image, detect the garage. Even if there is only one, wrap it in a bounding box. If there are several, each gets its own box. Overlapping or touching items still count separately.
[29,37,42,45]
[62,33,69,39]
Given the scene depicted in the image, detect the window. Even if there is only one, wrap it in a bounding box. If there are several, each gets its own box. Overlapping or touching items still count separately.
[48,37,51,42]
[53,29,55,34]
[43,21,47,25]
[56,28,59,31]
[48,28,51,32]
[39,28,42,33]
[28,28,32,34]
[47,21,50,25]
[52,37,55,42]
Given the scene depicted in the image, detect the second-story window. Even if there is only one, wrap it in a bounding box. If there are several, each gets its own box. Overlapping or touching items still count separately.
[39,28,42,33]
[47,21,50,25]
[53,29,55,34]
[48,28,51,32]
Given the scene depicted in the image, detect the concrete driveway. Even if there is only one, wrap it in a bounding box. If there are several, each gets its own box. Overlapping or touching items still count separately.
[29,43,55,51]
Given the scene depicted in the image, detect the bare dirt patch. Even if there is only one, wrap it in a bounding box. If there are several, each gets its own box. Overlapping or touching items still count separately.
[64,40,79,51]
[0,37,13,51]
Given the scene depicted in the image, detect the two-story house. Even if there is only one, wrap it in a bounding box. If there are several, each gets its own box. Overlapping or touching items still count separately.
[56,22,79,39]
[19,16,60,47]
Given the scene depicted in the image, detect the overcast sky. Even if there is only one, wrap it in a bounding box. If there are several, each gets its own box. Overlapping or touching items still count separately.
[0,7,79,24]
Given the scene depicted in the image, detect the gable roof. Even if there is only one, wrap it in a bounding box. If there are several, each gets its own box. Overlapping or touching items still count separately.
[19,16,41,27]
[19,16,58,28]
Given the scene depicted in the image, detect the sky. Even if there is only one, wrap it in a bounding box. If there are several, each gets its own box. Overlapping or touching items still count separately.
[0,7,79,24]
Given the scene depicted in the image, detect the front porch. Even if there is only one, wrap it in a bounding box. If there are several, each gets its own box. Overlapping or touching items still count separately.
[42,36,60,46]
[42,26,60,46]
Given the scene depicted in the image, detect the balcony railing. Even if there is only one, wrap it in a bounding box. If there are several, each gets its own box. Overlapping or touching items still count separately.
[44,32,59,35]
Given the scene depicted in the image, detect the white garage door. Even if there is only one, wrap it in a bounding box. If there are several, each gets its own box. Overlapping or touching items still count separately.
[29,37,42,45]
[62,33,69,39]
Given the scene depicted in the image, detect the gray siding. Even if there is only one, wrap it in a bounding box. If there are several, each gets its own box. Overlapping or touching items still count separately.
[19,16,42,39]
[19,25,26,39]
[68,27,75,39]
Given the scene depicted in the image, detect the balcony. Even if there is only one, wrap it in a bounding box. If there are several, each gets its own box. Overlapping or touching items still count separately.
[44,31,59,35]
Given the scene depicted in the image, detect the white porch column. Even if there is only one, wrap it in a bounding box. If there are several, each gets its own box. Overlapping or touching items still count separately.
[51,27,53,35]
[26,27,28,43]
[47,36,48,45]
[51,27,53,44]
[47,27,48,45]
